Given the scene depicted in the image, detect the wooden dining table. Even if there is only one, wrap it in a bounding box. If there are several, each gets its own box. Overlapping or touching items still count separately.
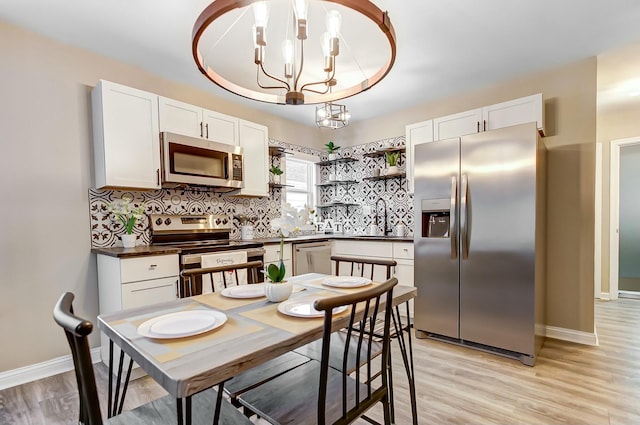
[97,273,418,425]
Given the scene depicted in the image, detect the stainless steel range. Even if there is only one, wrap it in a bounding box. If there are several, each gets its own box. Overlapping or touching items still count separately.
[150,214,265,297]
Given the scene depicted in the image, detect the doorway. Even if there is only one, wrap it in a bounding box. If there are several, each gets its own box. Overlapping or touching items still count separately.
[609,136,640,299]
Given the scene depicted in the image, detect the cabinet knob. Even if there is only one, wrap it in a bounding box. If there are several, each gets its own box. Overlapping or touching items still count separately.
[149,264,157,269]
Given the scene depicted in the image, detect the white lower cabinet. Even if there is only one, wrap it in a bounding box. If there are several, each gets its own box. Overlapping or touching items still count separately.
[264,243,293,280]
[392,243,415,317]
[97,253,179,369]
[332,240,414,316]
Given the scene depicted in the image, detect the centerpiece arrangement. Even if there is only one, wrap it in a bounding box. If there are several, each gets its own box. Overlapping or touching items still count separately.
[266,203,315,302]
[109,198,146,248]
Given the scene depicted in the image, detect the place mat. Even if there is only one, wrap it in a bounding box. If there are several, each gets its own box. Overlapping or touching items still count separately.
[239,291,350,334]
[302,278,382,294]
[151,316,262,363]
[106,303,263,364]
[194,291,266,311]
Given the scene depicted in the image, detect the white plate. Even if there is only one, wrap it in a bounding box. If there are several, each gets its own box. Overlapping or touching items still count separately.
[137,310,227,339]
[277,297,348,318]
[321,276,373,288]
[220,284,266,299]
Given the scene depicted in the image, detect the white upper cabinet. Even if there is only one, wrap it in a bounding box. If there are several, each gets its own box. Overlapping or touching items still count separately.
[432,94,545,141]
[433,108,482,141]
[158,96,239,145]
[203,109,240,146]
[406,94,545,194]
[92,80,161,189]
[158,96,202,138]
[482,93,545,136]
[405,119,434,194]
[233,120,269,197]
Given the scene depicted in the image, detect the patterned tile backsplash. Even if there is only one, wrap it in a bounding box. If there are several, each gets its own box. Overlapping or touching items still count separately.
[89,137,413,248]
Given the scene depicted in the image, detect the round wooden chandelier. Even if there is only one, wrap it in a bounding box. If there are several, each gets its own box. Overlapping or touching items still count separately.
[192,0,396,106]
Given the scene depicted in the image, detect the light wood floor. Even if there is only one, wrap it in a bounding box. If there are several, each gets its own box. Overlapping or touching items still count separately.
[2,299,639,424]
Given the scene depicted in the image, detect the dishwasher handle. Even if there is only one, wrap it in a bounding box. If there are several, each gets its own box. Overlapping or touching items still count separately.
[295,243,331,252]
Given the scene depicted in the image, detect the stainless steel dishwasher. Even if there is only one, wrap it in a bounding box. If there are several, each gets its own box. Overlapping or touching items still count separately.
[293,241,332,275]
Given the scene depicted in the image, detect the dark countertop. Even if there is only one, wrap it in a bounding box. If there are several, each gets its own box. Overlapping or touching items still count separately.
[257,234,413,245]
[91,245,182,258]
[92,234,414,258]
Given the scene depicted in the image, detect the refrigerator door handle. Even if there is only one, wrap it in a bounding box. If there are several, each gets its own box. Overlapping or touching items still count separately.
[450,176,457,259]
[461,173,470,259]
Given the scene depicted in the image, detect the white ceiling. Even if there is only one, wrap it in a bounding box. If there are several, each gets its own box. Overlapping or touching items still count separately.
[2,0,640,126]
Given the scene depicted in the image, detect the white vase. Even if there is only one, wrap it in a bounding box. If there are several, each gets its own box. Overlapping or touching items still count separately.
[387,165,399,175]
[328,153,338,161]
[121,234,136,248]
[265,281,293,302]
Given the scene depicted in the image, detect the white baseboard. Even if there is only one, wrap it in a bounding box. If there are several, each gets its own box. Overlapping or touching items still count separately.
[0,347,101,391]
[545,325,599,346]
[597,292,611,300]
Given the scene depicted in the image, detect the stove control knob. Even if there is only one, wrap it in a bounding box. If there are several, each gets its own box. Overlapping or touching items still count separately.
[164,218,172,226]
[215,218,221,225]
[155,218,163,226]
[222,218,228,225]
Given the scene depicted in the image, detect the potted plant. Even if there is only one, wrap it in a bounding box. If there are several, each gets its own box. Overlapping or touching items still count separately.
[325,141,341,160]
[109,199,146,248]
[385,151,400,175]
[269,165,284,184]
[266,204,315,302]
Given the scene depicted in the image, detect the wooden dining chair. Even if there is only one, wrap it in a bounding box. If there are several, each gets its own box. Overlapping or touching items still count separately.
[237,277,398,425]
[180,260,263,296]
[53,292,253,425]
[180,261,312,412]
[294,256,396,373]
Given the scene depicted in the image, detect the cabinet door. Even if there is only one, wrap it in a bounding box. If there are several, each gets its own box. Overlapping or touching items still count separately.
[92,80,160,189]
[332,241,393,282]
[203,109,239,145]
[482,93,544,135]
[433,108,482,141]
[122,277,178,309]
[234,120,269,197]
[393,259,414,317]
[405,120,434,194]
[158,96,203,138]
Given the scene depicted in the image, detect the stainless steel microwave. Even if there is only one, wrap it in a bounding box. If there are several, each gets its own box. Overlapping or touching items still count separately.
[160,132,243,190]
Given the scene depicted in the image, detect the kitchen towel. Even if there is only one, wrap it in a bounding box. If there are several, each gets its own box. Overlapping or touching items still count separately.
[201,251,248,294]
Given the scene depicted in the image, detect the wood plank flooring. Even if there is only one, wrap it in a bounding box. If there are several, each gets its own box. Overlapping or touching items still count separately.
[1,299,639,424]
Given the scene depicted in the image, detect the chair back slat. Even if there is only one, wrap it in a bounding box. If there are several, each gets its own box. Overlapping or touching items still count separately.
[180,260,263,296]
[53,292,104,425]
[314,277,397,425]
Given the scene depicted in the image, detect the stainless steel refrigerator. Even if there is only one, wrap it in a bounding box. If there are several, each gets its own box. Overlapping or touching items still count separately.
[413,122,546,366]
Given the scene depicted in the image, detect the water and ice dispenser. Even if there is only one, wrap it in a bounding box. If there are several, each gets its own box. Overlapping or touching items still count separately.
[421,198,450,238]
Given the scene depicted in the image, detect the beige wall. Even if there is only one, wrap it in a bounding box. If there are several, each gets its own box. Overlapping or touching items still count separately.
[0,22,320,373]
[333,59,598,333]
[596,105,640,294]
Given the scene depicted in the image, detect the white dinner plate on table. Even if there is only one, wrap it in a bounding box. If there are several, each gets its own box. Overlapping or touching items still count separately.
[321,276,373,288]
[137,310,227,339]
[277,297,348,318]
[220,283,266,299]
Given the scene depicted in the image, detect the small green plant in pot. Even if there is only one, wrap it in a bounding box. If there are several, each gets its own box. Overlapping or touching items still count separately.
[269,165,283,184]
[385,151,400,174]
[325,141,341,160]
[109,198,146,248]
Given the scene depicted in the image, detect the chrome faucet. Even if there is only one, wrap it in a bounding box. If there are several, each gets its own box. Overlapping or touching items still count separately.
[375,198,389,236]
